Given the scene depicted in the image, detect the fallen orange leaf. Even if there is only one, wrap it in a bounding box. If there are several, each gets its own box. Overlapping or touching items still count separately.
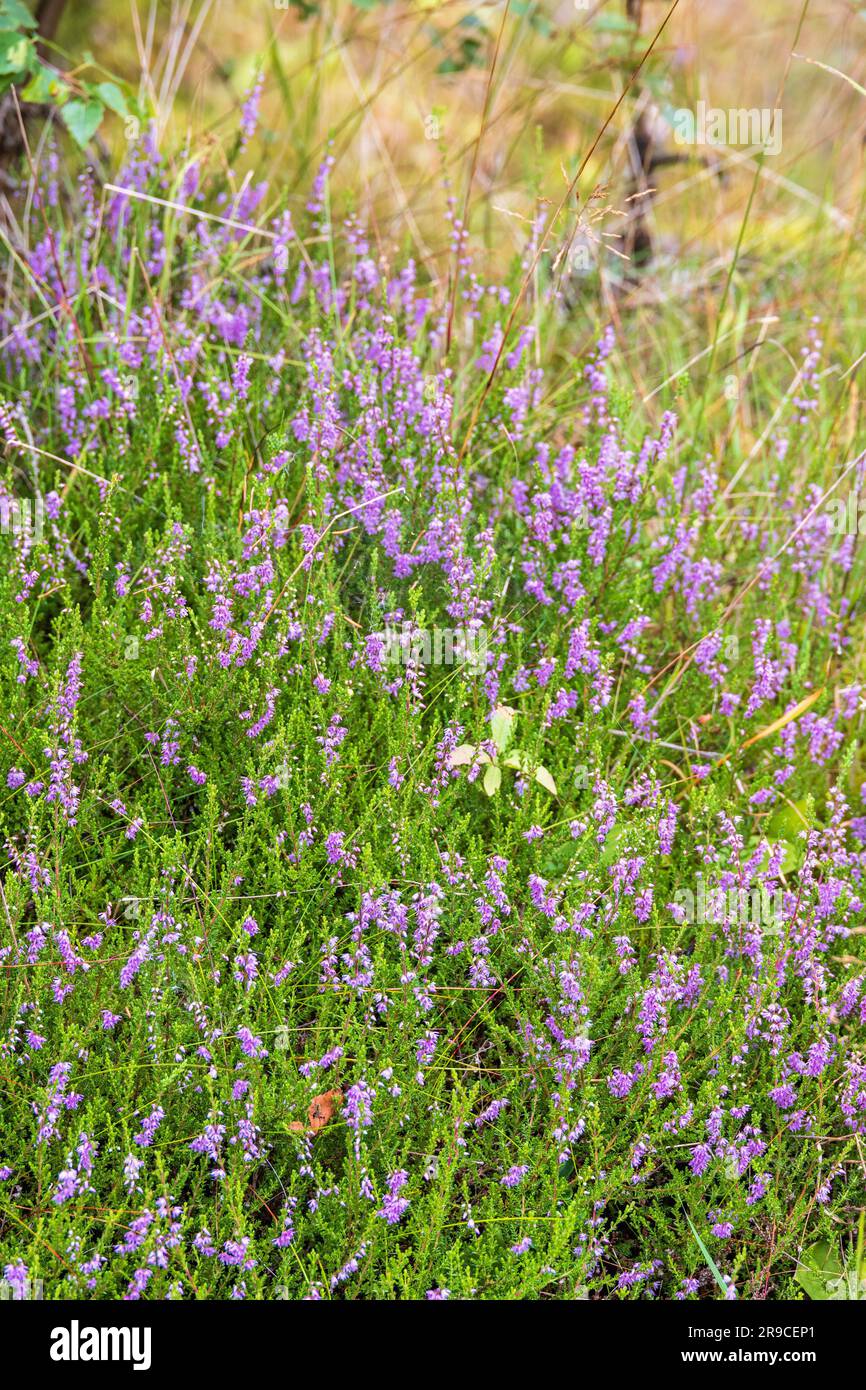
[308,1089,343,1133]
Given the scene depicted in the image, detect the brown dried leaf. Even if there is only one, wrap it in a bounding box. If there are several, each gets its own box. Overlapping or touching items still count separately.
[308,1089,343,1133]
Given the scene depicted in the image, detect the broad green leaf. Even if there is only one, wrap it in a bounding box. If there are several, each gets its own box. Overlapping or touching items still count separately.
[766,800,811,840]
[490,704,516,755]
[825,1271,866,1300]
[447,744,477,768]
[795,1241,843,1301]
[0,30,33,75]
[794,1266,830,1302]
[21,63,63,103]
[534,765,557,796]
[501,751,556,796]
[482,764,501,797]
[95,81,129,118]
[0,0,37,30]
[61,98,104,149]
[502,751,528,772]
[761,837,801,875]
[600,823,631,866]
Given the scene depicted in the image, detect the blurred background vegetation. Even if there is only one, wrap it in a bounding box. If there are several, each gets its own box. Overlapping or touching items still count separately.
[4,0,866,432]
[25,2,866,261]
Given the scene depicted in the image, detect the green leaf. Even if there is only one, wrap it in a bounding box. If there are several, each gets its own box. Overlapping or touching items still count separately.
[61,97,104,149]
[501,751,527,771]
[757,836,802,875]
[600,823,631,866]
[501,750,556,796]
[795,1241,843,1301]
[490,705,516,756]
[21,62,63,103]
[448,744,478,768]
[0,0,37,30]
[794,1266,829,1301]
[0,30,33,76]
[533,765,557,796]
[482,764,501,797]
[761,797,815,876]
[95,81,129,118]
[766,800,811,840]
[825,1271,866,1300]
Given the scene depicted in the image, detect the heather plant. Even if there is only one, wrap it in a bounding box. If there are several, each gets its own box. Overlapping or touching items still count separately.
[0,95,864,1304]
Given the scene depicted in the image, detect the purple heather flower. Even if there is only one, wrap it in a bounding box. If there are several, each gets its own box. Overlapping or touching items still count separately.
[133,1106,165,1147]
[377,1169,409,1225]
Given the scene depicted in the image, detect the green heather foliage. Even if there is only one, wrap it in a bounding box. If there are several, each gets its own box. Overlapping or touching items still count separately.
[0,116,864,1302]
